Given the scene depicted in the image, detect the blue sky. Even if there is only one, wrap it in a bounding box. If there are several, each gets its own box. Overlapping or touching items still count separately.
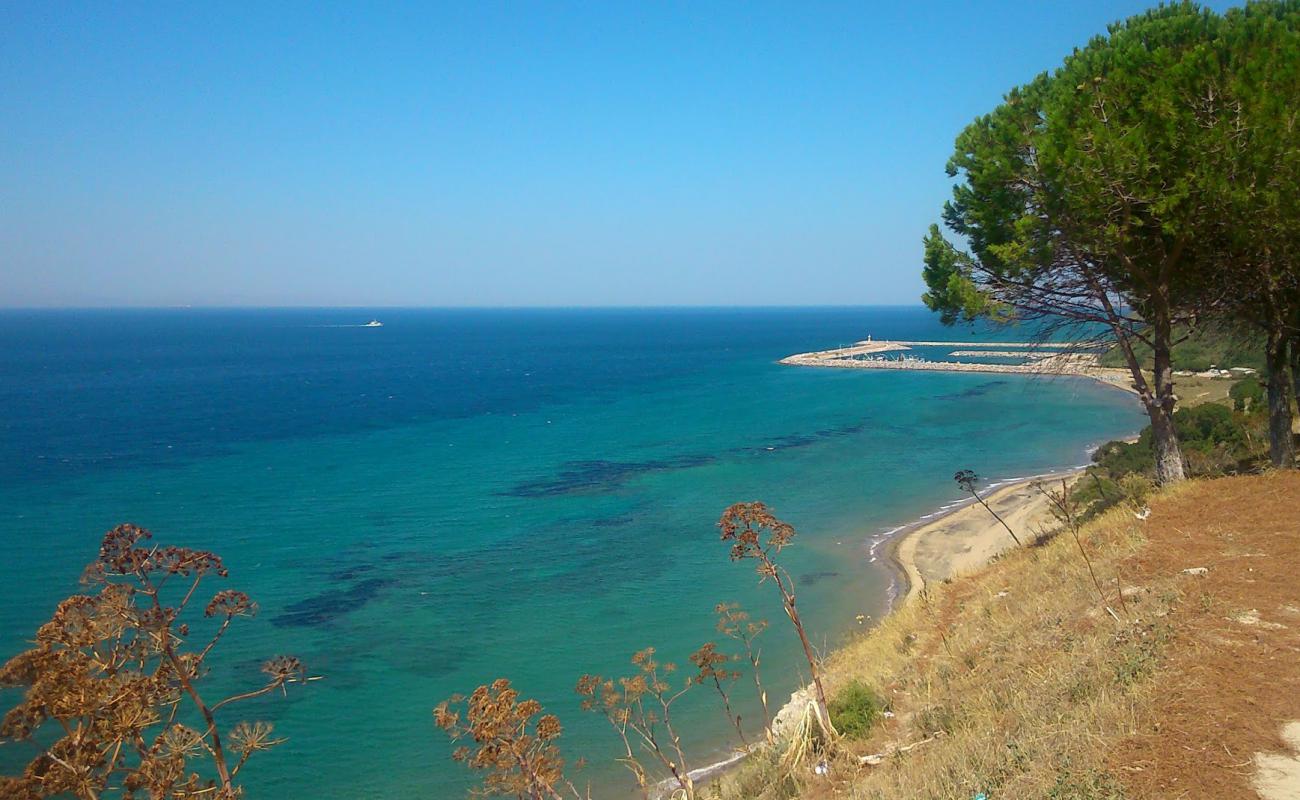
[1,1,1235,307]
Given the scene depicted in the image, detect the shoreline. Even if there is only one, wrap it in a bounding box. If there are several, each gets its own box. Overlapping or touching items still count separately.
[688,467,1110,793]
[880,468,1083,605]
[685,345,1150,794]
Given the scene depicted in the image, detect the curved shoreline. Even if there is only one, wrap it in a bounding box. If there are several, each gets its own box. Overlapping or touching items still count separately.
[691,469,1099,794]
[880,469,1083,605]
[689,349,1148,794]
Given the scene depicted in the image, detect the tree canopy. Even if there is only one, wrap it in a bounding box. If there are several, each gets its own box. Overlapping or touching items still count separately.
[923,0,1300,482]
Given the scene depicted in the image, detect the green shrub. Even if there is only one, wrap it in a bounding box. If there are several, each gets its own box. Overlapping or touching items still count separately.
[1117,473,1155,507]
[828,680,883,739]
[1092,439,1149,477]
[1176,403,1247,453]
[1229,378,1265,413]
[1091,403,1256,479]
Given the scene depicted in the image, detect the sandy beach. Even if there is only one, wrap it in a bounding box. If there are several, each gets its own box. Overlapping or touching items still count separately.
[885,471,1080,604]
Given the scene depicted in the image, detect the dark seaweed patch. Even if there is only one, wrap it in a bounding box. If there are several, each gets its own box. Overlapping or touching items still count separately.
[736,420,868,455]
[328,563,376,581]
[503,420,869,497]
[937,380,1008,400]
[798,570,841,587]
[271,577,396,627]
[364,510,396,528]
[384,639,469,679]
[501,454,716,498]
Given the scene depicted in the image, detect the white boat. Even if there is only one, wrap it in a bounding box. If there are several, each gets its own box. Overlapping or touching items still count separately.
[364,320,383,327]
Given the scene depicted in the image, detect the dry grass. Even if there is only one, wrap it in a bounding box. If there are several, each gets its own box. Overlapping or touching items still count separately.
[708,472,1300,800]
[1171,374,1236,409]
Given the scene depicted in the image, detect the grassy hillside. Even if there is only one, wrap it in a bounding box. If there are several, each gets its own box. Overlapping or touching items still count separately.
[1098,326,1265,373]
[711,472,1300,799]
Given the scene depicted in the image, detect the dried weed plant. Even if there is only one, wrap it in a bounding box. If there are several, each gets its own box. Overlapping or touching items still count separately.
[576,647,700,799]
[717,502,837,744]
[1036,478,1130,620]
[687,643,745,747]
[0,523,307,800]
[434,678,587,800]
[714,603,772,742]
[953,470,1023,547]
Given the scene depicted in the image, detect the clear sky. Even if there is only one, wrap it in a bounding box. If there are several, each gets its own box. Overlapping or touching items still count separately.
[1,1,1236,308]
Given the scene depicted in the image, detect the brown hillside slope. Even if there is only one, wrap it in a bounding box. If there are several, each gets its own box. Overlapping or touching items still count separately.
[714,472,1300,800]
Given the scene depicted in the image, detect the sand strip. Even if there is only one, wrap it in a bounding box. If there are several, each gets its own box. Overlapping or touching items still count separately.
[884,471,1082,604]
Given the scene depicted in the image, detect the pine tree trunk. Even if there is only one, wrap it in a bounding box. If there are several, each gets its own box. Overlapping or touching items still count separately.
[1290,336,1300,417]
[1265,328,1297,468]
[1150,317,1186,485]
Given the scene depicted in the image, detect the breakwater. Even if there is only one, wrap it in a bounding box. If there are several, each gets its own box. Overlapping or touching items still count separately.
[779,340,1135,393]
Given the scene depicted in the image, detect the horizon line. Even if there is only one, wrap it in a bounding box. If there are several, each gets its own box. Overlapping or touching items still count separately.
[0,302,930,312]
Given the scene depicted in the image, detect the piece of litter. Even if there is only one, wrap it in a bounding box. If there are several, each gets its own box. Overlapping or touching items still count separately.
[1181,567,1209,576]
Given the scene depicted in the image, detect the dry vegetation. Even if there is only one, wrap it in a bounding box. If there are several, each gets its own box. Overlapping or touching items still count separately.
[0,524,307,800]
[710,472,1300,799]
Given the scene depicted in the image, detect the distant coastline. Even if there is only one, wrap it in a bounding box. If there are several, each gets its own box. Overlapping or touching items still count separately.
[689,339,1150,795]
[776,337,1147,605]
[781,336,1145,646]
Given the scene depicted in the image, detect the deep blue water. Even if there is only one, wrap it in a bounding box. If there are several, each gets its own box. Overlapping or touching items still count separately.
[0,307,1144,798]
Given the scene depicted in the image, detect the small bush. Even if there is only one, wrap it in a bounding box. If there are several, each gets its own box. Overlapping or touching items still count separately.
[1117,473,1154,507]
[710,747,799,800]
[1229,377,1265,413]
[918,702,959,734]
[828,680,883,739]
[1091,439,1150,477]
[1091,403,1258,479]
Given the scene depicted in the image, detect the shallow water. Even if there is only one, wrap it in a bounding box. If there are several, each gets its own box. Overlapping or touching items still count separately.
[0,307,1144,797]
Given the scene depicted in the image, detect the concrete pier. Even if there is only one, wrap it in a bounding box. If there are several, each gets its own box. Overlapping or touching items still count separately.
[779,341,1135,393]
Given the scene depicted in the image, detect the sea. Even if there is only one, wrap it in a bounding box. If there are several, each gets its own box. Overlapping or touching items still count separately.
[0,307,1145,798]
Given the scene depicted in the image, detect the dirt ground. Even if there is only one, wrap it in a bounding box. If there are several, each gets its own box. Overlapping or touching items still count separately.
[1111,471,1300,799]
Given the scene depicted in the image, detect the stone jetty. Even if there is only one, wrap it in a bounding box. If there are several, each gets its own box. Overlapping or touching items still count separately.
[779,340,1135,393]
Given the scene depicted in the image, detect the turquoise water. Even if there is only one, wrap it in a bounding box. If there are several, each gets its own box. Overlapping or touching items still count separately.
[0,308,1144,797]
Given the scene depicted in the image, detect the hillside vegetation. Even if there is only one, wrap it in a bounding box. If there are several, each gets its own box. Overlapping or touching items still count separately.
[1098,325,1266,374]
[713,472,1300,799]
